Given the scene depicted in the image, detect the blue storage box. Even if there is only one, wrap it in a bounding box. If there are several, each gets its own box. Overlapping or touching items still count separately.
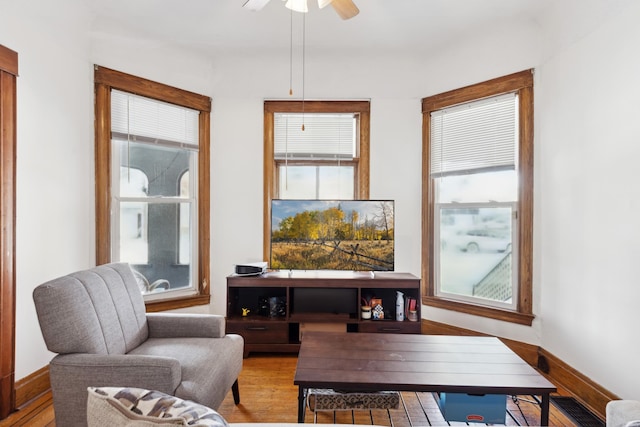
[435,392,506,424]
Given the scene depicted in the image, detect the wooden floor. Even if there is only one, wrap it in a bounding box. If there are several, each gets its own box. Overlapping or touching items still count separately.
[218,354,578,426]
[2,353,578,426]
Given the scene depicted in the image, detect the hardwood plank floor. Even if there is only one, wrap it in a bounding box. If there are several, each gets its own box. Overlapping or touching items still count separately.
[0,392,55,427]
[2,353,579,426]
[218,354,578,426]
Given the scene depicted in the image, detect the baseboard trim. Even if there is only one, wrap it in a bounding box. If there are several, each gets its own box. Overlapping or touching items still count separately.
[6,323,620,423]
[422,319,617,420]
[14,366,49,409]
[0,390,53,426]
[538,348,618,420]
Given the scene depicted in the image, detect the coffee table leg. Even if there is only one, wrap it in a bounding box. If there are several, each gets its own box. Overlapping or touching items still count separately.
[297,386,305,423]
[541,394,550,426]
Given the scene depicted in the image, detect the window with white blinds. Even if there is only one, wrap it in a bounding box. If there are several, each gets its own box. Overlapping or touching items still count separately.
[111,90,199,149]
[274,113,356,160]
[430,93,517,178]
[109,89,199,298]
[422,69,534,324]
[96,66,212,310]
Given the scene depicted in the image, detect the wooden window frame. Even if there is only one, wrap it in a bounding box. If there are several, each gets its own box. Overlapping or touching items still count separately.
[263,100,370,261]
[421,70,535,326]
[94,66,211,311]
[0,44,18,420]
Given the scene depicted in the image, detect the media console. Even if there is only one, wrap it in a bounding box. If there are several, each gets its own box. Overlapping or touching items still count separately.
[226,270,421,357]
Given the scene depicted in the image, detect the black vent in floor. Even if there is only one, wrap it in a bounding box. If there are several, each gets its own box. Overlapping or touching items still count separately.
[550,396,605,427]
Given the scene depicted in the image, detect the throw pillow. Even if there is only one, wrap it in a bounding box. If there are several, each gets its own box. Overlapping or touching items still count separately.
[87,387,229,427]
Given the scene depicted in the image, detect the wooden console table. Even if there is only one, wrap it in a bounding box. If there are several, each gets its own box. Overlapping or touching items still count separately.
[226,271,421,356]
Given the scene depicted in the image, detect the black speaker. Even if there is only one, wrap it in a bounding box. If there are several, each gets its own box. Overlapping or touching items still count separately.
[234,262,267,276]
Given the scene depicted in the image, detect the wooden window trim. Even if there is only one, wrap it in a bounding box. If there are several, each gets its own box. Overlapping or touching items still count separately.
[263,100,370,261]
[421,70,534,326]
[0,44,18,420]
[94,66,211,311]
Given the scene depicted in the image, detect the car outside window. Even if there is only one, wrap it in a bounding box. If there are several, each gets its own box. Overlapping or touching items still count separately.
[422,70,534,325]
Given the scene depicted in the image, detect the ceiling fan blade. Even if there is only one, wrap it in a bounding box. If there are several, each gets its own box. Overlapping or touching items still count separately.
[330,0,359,19]
[243,0,272,11]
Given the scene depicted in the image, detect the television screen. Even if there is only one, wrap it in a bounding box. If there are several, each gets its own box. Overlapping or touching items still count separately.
[270,200,394,271]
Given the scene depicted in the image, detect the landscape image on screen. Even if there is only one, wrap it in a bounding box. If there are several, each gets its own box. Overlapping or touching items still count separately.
[270,200,394,271]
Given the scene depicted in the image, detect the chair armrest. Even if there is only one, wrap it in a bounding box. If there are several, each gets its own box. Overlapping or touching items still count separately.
[607,400,640,427]
[50,353,181,394]
[146,313,226,338]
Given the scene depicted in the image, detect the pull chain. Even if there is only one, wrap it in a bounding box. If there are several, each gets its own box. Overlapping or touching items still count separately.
[301,11,306,131]
[289,5,293,96]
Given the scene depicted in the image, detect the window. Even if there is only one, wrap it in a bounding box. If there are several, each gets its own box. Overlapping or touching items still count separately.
[275,112,356,199]
[179,171,190,265]
[118,166,149,264]
[95,66,211,310]
[263,100,370,260]
[422,70,534,325]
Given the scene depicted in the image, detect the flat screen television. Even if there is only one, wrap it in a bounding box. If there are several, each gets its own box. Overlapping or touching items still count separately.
[270,200,394,271]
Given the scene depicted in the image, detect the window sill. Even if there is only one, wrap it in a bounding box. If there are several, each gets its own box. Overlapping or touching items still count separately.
[423,295,534,326]
[145,294,211,312]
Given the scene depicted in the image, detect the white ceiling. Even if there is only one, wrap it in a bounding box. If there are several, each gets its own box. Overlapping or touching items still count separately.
[87,0,557,57]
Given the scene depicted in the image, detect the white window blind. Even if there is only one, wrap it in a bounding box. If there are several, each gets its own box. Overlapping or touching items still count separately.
[111,90,199,149]
[430,93,517,177]
[274,113,356,160]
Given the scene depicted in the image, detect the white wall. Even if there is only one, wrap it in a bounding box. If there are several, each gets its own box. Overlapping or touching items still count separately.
[536,1,640,400]
[2,0,639,400]
[1,0,96,378]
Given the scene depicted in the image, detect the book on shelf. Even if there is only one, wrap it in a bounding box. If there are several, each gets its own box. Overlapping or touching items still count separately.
[404,297,417,318]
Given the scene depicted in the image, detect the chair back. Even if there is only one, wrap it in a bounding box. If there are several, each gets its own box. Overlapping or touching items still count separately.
[33,263,149,355]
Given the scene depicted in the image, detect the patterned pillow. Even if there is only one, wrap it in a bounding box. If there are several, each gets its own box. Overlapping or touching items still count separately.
[87,387,229,427]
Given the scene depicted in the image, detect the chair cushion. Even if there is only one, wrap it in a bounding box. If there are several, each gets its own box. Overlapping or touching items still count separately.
[87,387,229,427]
[128,334,244,410]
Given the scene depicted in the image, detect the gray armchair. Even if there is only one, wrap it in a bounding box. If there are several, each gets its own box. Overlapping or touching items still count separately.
[607,400,640,427]
[33,262,244,427]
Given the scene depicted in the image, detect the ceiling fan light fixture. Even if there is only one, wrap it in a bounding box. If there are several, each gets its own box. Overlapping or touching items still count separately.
[318,0,333,9]
[285,0,308,13]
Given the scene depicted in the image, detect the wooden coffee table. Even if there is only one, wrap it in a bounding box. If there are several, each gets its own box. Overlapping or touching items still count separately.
[294,332,557,425]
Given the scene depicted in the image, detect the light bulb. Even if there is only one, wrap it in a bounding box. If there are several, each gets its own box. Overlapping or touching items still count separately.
[285,0,308,13]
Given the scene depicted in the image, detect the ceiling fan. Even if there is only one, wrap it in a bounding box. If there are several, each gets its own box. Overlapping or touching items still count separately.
[243,0,360,20]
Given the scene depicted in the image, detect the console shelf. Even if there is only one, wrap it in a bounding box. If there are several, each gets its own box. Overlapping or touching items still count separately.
[226,271,421,357]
